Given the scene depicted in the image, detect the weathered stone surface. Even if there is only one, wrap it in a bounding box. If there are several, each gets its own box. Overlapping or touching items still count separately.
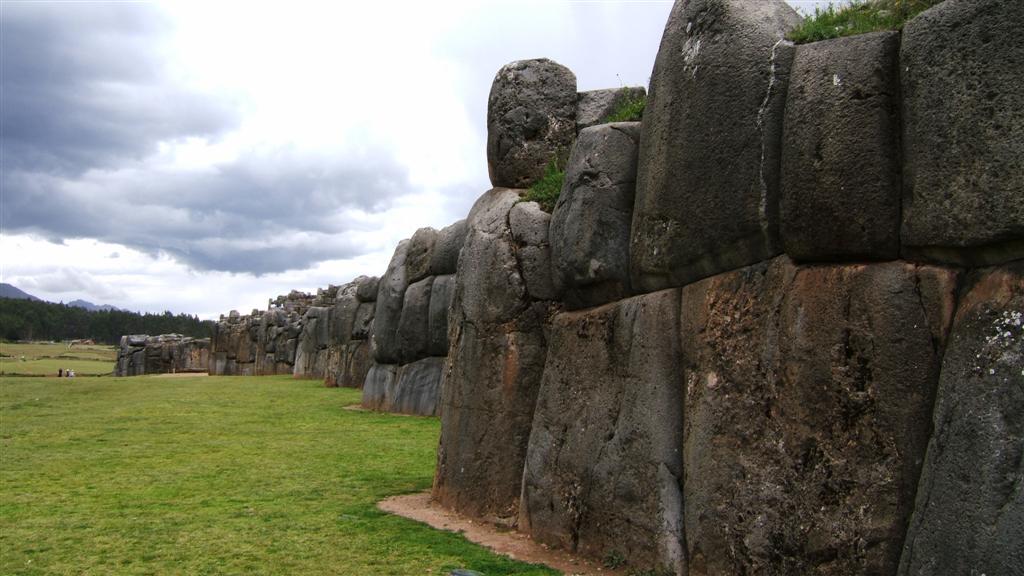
[457,189,527,325]
[434,301,550,521]
[211,313,258,375]
[355,275,379,302]
[360,357,444,415]
[373,240,410,364]
[429,219,468,276]
[406,227,439,284]
[575,87,646,133]
[391,357,445,416]
[900,0,1024,266]
[551,122,639,309]
[293,306,330,378]
[631,0,801,292]
[510,201,557,301]
[352,302,375,340]
[115,334,211,376]
[361,363,399,411]
[428,275,455,357]
[781,32,901,261]
[487,59,577,189]
[520,290,684,573]
[899,262,1024,576]
[329,285,360,346]
[398,276,434,364]
[433,187,553,521]
[680,257,957,576]
[325,340,373,389]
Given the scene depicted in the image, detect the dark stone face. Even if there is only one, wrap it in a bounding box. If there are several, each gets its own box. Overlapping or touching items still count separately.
[486,59,577,189]
[899,262,1024,576]
[551,122,640,309]
[781,32,901,262]
[900,0,1024,265]
[680,257,957,576]
[631,0,801,292]
[520,289,685,574]
[433,188,554,522]
[372,240,410,364]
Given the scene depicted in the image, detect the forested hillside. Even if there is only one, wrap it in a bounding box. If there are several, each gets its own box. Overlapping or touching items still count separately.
[0,298,214,344]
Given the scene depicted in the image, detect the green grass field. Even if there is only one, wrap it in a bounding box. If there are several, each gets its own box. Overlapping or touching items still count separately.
[0,375,556,575]
[0,342,116,376]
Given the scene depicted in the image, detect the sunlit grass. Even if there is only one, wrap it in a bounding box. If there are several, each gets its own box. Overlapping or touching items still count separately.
[0,375,556,575]
[0,342,116,376]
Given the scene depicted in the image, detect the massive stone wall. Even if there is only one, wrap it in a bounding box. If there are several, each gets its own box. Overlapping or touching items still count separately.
[361,221,466,416]
[431,0,1023,574]
[184,0,1020,572]
[114,334,210,376]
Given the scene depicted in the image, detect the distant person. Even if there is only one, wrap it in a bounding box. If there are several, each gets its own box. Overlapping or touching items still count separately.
[68,369,75,378]
[58,368,63,377]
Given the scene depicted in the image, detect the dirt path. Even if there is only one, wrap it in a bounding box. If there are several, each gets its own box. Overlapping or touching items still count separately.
[378,491,626,576]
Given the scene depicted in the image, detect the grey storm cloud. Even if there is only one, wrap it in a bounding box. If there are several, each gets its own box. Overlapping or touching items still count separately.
[1,3,416,275]
[1,3,238,176]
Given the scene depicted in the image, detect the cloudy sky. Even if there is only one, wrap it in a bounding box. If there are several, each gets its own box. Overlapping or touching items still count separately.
[1,0,833,319]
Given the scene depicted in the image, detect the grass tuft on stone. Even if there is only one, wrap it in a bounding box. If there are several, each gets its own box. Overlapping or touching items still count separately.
[787,0,943,44]
[522,158,565,213]
[602,92,646,123]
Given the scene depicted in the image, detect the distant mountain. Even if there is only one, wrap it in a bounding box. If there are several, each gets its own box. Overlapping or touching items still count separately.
[0,283,41,301]
[68,299,121,312]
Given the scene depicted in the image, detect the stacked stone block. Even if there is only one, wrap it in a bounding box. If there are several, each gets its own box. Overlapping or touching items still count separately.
[433,0,1024,574]
[115,334,210,376]
[361,220,466,416]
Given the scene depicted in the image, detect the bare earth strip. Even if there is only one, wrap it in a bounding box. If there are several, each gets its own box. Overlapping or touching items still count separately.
[378,491,626,576]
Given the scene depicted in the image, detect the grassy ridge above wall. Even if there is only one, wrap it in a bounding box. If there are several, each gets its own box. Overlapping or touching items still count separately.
[0,376,556,575]
[787,0,944,44]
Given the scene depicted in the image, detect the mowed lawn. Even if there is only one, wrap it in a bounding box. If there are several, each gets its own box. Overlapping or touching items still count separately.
[0,342,117,377]
[0,376,555,575]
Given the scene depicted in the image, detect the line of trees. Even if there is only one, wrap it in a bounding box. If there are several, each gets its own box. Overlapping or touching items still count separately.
[0,298,215,344]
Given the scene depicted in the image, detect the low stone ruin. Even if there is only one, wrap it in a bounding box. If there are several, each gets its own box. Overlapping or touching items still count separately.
[114,334,210,376]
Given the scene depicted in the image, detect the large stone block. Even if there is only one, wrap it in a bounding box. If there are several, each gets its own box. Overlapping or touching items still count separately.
[293,306,329,378]
[680,257,957,575]
[781,31,901,261]
[354,275,379,302]
[457,189,528,325]
[429,219,468,277]
[433,302,550,522]
[398,276,433,364]
[391,357,444,416]
[428,274,455,357]
[373,240,410,364]
[575,87,646,133]
[351,301,374,341]
[510,201,557,301]
[406,227,439,284]
[520,290,684,573]
[433,187,555,521]
[329,285,360,346]
[487,59,577,189]
[325,339,373,389]
[899,262,1024,576]
[631,0,801,292]
[900,0,1024,266]
[551,122,639,309]
[361,363,399,411]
